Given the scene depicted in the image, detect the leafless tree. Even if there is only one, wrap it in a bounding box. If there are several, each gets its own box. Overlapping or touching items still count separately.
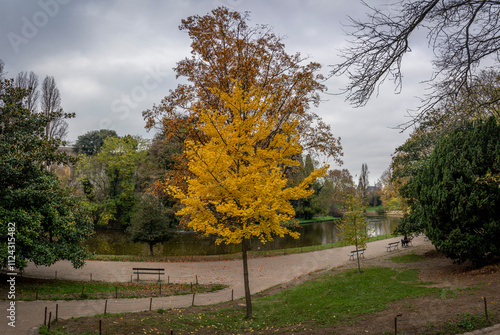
[331,0,500,128]
[15,71,40,112]
[41,75,68,140]
[358,163,369,202]
[0,59,5,79]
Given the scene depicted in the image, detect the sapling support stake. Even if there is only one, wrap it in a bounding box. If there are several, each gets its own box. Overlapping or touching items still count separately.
[81,283,85,298]
[99,319,102,335]
[48,312,52,330]
[149,297,152,311]
[55,304,58,321]
[115,286,118,299]
[192,292,195,306]
[104,300,108,314]
[44,306,47,326]
[196,275,198,285]
[159,283,162,296]
[483,297,489,323]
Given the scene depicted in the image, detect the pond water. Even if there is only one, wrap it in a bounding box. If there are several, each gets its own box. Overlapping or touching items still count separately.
[84,215,401,257]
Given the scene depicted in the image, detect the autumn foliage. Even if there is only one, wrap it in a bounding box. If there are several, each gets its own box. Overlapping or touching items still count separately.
[149,8,338,319]
[166,81,327,319]
[168,82,328,245]
[145,7,341,196]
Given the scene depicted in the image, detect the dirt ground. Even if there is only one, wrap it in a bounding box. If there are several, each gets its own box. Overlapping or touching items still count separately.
[289,244,500,334]
[51,242,500,334]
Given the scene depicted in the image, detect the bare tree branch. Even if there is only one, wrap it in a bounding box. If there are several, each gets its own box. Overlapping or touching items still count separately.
[15,71,40,112]
[331,0,500,128]
[42,76,68,140]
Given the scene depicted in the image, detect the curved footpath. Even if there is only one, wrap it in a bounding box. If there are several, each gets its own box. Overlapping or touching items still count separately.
[1,236,498,335]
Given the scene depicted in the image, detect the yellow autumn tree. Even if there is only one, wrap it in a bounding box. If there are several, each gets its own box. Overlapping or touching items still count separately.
[168,82,327,319]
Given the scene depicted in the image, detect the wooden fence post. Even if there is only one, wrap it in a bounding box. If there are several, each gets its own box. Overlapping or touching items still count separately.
[394,314,402,335]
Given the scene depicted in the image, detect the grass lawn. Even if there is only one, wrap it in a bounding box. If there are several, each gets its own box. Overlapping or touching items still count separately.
[296,216,339,224]
[40,266,442,334]
[365,205,384,212]
[0,273,226,301]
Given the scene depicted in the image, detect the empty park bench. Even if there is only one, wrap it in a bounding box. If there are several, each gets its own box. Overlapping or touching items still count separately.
[386,242,399,252]
[348,248,366,260]
[132,268,165,282]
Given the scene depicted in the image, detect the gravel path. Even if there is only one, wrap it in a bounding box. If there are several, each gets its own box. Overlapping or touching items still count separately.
[1,236,497,335]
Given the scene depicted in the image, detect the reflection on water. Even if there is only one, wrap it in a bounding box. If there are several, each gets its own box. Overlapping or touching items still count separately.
[84,215,401,257]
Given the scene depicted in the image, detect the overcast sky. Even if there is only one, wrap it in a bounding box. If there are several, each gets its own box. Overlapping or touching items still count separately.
[1,0,436,185]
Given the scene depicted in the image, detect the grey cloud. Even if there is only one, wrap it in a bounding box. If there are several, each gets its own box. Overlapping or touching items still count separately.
[1,0,433,183]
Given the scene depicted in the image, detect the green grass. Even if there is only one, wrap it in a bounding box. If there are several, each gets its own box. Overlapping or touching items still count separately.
[389,253,426,263]
[245,267,439,328]
[44,266,441,334]
[0,273,226,301]
[296,216,339,224]
[438,313,496,334]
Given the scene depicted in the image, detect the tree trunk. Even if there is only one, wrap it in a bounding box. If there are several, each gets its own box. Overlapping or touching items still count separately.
[241,238,253,319]
[355,238,361,273]
[356,248,361,273]
[149,243,154,257]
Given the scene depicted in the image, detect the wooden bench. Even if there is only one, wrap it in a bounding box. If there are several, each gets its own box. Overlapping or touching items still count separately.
[348,248,366,260]
[132,268,165,282]
[386,242,399,252]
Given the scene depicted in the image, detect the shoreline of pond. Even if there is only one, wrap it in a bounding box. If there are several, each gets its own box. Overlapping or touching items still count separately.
[86,233,396,263]
[84,215,401,259]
